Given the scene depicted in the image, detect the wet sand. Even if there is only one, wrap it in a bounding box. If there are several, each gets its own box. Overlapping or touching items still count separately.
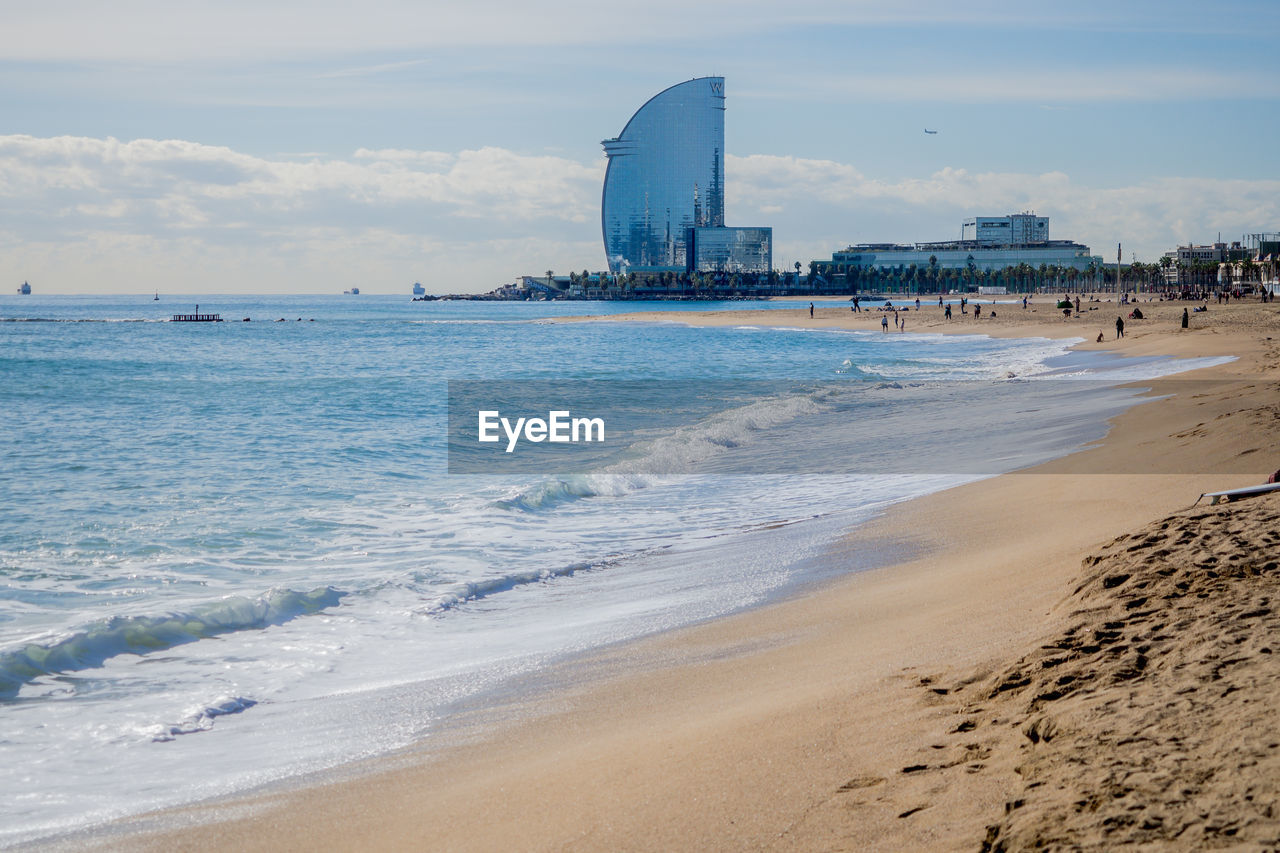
[106,296,1280,851]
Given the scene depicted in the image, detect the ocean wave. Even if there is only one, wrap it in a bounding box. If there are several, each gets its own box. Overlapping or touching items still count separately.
[0,586,344,699]
[494,387,831,511]
[493,473,661,512]
[834,360,887,380]
[419,560,601,614]
[147,695,259,742]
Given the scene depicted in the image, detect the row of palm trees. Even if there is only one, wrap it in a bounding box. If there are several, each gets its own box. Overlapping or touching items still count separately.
[813,258,1157,295]
[1158,256,1279,288]
[553,268,808,298]
[818,256,1274,295]
[536,254,1276,300]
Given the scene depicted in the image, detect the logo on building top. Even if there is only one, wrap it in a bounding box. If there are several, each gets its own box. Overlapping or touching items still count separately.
[710,80,724,96]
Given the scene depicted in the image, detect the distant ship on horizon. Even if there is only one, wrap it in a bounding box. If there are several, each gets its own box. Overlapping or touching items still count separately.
[344,287,360,295]
[412,282,426,296]
[17,281,31,295]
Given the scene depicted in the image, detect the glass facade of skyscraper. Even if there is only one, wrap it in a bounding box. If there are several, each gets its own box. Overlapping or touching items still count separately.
[688,226,772,274]
[601,77,725,273]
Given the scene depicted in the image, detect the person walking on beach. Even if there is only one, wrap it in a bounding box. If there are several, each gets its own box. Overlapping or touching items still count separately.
[1182,307,1189,329]
[1116,316,1125,339]
[974,304,982,319]
[881,315,889,332]
[944,303,952,320]
[809,302,814,318]
[1022,295,1028,310]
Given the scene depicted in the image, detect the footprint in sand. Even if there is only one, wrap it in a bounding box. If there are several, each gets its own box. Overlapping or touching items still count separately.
[836,775,886,792]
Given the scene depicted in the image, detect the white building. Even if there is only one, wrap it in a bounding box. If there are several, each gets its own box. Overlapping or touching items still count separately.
[962,213,1049,246]
[824,213,1102,274]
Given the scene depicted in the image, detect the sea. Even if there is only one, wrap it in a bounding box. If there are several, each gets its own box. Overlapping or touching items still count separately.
[0,294,1231,845]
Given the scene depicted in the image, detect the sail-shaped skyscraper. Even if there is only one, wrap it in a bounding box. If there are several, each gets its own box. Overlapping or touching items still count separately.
[600,78,770,275]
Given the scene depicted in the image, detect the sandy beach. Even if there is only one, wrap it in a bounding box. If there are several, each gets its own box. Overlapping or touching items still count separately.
[104,296,1280,851]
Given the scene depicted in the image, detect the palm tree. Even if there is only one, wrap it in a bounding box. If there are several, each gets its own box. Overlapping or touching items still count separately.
[1241,257,1258,285]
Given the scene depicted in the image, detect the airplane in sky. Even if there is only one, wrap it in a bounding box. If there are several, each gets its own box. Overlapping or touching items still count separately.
[924,129,938,134]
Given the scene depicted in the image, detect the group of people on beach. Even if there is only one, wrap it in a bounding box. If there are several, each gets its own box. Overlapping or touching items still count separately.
[815,285,1274,349]
[880,311,906,332]
[818,294,1015,330]
[818,290,1217,344]
[1095,305,1192,342]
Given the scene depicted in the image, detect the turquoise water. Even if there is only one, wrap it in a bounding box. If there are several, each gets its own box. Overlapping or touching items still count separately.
[0,295,1228,843]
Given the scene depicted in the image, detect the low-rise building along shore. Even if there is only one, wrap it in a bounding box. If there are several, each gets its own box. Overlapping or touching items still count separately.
[1159,233,1280,290]
[816,213,1103,276]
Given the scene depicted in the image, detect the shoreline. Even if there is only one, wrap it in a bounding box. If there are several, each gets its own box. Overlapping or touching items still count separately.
[90,298,1280,850]
[553,293,1250,351]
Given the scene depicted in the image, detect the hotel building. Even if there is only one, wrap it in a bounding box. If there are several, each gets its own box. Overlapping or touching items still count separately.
[600,77,771,274]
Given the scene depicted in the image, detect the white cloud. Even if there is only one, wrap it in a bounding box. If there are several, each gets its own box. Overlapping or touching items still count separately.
[0,134,602,227]
[726,153,1280,266]
[0,134,603,293]
[3,135,1277,294]
[353,148,456,166]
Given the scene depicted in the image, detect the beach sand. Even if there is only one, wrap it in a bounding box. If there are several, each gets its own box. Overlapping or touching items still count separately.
[105,297,1280,851]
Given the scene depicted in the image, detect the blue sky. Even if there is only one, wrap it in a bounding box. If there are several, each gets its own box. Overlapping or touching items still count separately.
[3,0,1278,293]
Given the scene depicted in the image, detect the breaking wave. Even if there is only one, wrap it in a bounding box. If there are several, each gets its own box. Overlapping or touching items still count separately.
[494,387,832,512]
[419,560,604,614]
[147,695,260,742]
[0,587,345,698]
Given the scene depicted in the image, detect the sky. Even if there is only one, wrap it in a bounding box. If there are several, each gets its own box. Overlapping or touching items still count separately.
[2,0,1279,295]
